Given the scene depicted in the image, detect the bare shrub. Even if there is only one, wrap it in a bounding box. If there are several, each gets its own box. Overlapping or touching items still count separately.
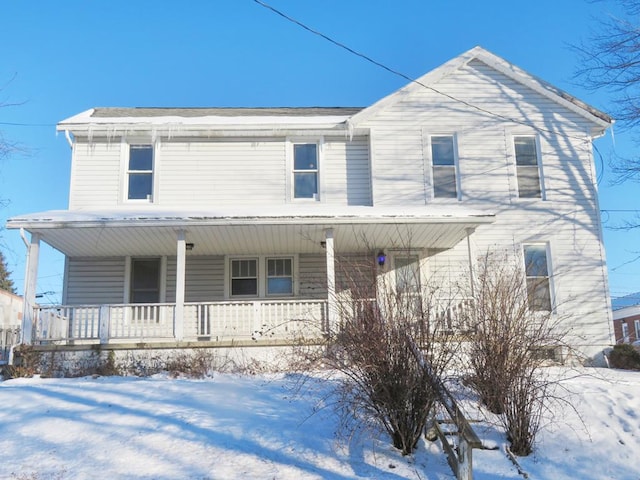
[326,252,459,455]
[462,249,568,455]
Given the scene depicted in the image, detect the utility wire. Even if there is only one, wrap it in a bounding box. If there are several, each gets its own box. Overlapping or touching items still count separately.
[252,0,600,143]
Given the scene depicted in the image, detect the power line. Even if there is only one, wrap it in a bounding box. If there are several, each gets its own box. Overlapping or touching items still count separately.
[252,0,598,143]
[0,121,55,127]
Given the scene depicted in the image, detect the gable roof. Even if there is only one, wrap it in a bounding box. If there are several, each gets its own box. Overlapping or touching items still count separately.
[348,46,612,136]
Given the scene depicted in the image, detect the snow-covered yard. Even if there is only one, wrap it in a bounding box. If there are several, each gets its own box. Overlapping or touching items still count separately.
[0,368,638,479]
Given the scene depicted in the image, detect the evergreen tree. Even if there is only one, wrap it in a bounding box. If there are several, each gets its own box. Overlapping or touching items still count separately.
[0,250,16,294]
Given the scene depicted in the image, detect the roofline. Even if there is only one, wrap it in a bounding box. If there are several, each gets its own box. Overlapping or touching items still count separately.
[613,304,640,320]
[348,46,613,134]
[7,208,496,230]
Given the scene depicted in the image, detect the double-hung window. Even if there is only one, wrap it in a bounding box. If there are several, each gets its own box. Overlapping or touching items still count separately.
[431,136,458,198]
[267,258,293,296]
[229,257,295,298]
[231,259,258,297]
[127,145,154,201]
[523,244,552,311]
[293,143,319,200]
[514,136,542,199]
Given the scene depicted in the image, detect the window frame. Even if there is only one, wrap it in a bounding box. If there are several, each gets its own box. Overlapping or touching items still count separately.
[522,243,553,312]
[226,255,297,299]
[622,322,630,342]
[128,257,162,304]
[429,134,460,200]
[266,257,294,297]
[122,142,156,204]
[512,135,545,200]
[287,138,323,202]
[635,319,640,341]
[229,257,259,298]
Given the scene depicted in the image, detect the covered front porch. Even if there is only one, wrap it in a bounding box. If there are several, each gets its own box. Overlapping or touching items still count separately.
[8,205,494,348]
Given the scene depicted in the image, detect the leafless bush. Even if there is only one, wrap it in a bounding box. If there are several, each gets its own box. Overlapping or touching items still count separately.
[326,252,459,455]
[462,249,568,455]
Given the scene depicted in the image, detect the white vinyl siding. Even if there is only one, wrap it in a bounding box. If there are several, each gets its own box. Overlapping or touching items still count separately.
[70,137,371,208]
[64,257,127,304]
[68,142,122,209]
[323,137,372,205]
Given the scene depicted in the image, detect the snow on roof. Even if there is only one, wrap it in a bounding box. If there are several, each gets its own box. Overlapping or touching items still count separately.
[56,108,362,133]
[7,205,495,229]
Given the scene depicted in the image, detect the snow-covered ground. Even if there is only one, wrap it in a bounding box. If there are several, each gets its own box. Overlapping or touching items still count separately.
[0,368,638,479]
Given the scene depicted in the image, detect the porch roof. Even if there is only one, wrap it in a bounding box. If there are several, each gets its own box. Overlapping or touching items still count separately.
[7,205,494,257]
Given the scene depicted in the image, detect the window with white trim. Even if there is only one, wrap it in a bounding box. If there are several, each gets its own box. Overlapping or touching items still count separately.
[514,136,542,199]
[230,258,258,297]
[622,322,630,342]
[266,258,293,296]
[523,244,552,311]
[293,143,319,199]
[635,319,640,341]
[431,136,458,198]
[127,145,154,201]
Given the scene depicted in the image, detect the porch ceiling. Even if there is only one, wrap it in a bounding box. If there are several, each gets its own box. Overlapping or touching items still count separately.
[7,206,495,257]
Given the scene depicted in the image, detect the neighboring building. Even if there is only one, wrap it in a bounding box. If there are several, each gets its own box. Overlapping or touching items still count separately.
[613,304,640,344]
[6,46,614,363]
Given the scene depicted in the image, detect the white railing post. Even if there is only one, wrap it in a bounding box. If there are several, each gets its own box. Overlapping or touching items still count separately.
[99,305,110,344]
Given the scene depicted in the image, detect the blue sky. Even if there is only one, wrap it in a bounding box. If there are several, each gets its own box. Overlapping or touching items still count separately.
[1,0,639,306]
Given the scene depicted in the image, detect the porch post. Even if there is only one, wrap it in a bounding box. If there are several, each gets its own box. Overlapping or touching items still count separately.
[324,228,337,335]
[465,228,475,296]
[175,230,186,341]
[21,231,40,345]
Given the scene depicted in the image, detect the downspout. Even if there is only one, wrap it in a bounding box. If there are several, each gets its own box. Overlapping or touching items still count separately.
[64,130,73,148]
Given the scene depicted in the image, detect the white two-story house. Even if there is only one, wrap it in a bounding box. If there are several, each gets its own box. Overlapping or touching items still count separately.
[7,46,614,362]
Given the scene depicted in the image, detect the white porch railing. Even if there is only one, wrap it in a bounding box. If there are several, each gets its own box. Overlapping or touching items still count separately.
[33,299,329,345]
[0,326,21,364]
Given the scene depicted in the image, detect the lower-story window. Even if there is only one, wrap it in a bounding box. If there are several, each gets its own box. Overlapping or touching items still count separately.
[267,258,293,296]
[523,244,552,312]
[229,256,295,298]
[231,258,258,297]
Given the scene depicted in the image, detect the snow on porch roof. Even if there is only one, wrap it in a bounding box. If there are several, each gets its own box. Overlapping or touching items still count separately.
[7,205,495,257]
[7,205,495,229]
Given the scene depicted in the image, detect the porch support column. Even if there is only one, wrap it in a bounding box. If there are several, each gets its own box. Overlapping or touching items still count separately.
[324,228,337,335]
[175,230,186,342]
[465,227,475,296]
[21,231,40,345]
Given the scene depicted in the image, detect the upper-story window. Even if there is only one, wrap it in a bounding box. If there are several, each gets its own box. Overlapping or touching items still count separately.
[514,136,542,199]
[431,136,458,199]
[293,143,319,200]
[523,243,552,312]
[127,145,154,201]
